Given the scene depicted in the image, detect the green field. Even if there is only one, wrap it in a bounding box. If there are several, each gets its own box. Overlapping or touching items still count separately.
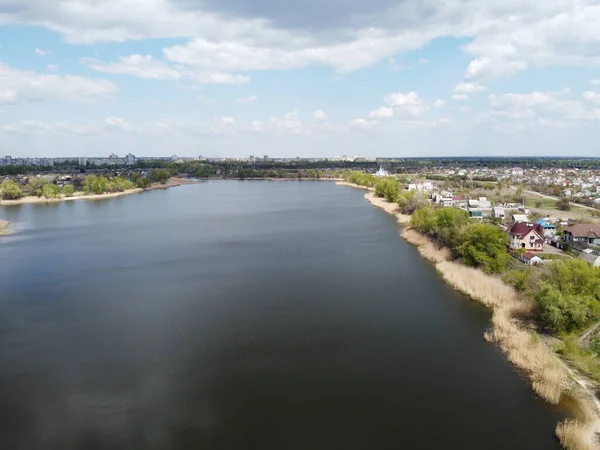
[524,196,558,210]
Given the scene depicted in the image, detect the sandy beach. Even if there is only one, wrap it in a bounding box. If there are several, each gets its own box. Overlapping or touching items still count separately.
[0,177,197,207]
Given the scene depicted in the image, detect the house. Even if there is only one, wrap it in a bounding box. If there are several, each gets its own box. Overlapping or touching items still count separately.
[508,222,545,251]
[469,210,484,219]
[564,224,600,246]
[375,167,390,177]
[579,251,600,267]
[492,207,506,219]
[536,219,557,238]
[520,252,544,265]
[512,214,529,223]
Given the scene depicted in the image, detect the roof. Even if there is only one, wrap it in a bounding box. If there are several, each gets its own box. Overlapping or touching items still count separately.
[512,214,529,222]
[508,222,544,238]
[565,224,600,238]
[523,252,541,260]
[579,252,600,264]
[537,219,557,228]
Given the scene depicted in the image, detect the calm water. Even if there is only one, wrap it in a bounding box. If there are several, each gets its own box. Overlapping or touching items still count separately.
[0,181,564,449]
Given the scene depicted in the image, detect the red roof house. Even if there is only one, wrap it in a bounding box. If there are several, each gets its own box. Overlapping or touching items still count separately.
[508,222,545,252]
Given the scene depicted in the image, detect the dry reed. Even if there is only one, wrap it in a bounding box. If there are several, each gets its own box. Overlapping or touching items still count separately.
[401,229,451,263]
[556,420,593,450]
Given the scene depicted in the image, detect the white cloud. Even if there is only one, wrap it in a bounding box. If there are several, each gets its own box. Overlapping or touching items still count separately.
[383,92,429,116]
[582,91,600,104]
[313,109,328,121]
[83,55,181,80]
[452,94,468,101]
[84,54,250,84]
[47,64,59,72]
[418,58,430,64]
[591,79,600,86]
[34,48,53,56]
[251,120,264,131]
[368,106,394,118]
[265,111,304,133]
[433,99,446,108]
[209,116,236,133]
[350,119,378,130]
[453,82,486,94]
[436,117,452,125]
[235,95,258,104]
[0,62,116,104]
[3,0,600,85]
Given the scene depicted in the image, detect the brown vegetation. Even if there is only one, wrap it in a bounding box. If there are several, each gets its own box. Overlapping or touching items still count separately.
[401,229,451,263]
[556,420,593,450]
[364,192,411,224]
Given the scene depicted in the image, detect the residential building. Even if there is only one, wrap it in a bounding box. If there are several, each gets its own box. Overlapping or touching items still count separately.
[492,207,506,219]
[507,222,545,251]
[564,224,600,246]
[579,251,600,267]
[125,153,136,165]
[536,219,557,238]
[512,214,529,223]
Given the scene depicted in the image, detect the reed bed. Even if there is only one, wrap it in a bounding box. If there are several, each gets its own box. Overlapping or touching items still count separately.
[556,420,593,450]
[401,229,451,263]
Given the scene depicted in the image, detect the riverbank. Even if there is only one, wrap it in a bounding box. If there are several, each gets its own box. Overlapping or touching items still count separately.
[0,177,197,206]
[338,183,600,449]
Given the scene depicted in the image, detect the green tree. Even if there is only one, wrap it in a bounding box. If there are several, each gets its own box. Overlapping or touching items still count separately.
[457,223,509,273]
[410,206,437,235]
[398,189,428,215]
[433,208,470,247]
[42,183,60,199]
[148,169,171,184]
[0,180,23,200]
[62,184,74,197]
[374,178,400,203]
[557,197,571,211]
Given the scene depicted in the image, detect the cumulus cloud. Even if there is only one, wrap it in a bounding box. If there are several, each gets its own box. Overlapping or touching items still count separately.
[0,62,116,104]
[83,55,182,80]
[591,79,600,86]
[454,82,486,94]
[582,91,600,104]
[368,106,394,118]
[34,48,53,56]
[313,109,327,121]
[4,0,600,82]
[433,99,446,108]
[350,119,377,129]
[452,94,468,101]
[383,92,429,116]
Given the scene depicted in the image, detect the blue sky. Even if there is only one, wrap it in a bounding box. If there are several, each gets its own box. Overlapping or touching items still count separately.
[1,0,600,158]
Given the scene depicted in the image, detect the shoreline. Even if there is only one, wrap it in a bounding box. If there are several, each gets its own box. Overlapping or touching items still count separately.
[338,182,600,449]
[0,220,10,236]
[0,177,197,207]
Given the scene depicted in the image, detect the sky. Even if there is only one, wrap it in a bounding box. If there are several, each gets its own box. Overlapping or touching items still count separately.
[1,0,600,158]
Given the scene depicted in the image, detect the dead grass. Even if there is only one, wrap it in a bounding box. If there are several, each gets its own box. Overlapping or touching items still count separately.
[556,420,593,450]
[436,260,566,404]
[401,229,451,263]
[0,220,10,236]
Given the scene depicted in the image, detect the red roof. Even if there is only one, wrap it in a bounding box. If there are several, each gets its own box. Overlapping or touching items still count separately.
[508,222,544,238]
[523,252,537,260]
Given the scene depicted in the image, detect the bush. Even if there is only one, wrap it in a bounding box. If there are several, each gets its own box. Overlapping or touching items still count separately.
[457,223,509,273]
[0,180,23,200]
[398,189,429,215]
[62,185,74,197]
[42,183,60,199]
[557,197,571,211]
[374,178,400,203]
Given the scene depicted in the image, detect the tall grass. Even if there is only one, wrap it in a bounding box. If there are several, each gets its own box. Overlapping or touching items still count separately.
[401,229,451,263]
[556,420,593,450]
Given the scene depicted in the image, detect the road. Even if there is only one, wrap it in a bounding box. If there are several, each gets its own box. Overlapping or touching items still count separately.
[511,186,598,212]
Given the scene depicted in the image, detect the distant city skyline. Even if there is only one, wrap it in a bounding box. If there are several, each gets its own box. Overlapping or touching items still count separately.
[1,1,600,157]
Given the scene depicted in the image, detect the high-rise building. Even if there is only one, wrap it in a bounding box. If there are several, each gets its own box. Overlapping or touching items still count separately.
[125,153,136,165]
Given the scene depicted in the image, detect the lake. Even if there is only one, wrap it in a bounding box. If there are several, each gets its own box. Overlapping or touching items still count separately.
[0,181,564,449]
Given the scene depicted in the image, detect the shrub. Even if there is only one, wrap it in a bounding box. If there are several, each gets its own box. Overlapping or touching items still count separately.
[0,180,23,200]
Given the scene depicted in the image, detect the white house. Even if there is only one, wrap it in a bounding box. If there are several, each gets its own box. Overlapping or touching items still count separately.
[375,167,390,177]
[492,207,506,219]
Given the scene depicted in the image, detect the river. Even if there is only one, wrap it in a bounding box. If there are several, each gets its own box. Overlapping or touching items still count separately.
[0,181,564,449]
